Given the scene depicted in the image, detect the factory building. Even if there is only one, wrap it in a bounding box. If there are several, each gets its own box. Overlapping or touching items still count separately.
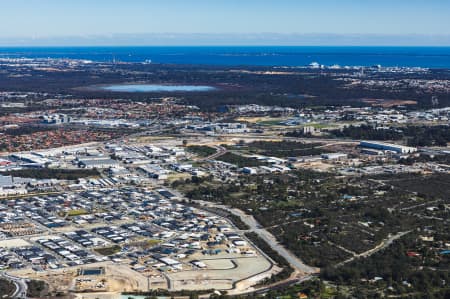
[77,157,120,169]
[360,141,417,154]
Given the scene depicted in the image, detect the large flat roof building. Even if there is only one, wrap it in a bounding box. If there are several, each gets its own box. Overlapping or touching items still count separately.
[78,158,120,169]
[360,141,417,154]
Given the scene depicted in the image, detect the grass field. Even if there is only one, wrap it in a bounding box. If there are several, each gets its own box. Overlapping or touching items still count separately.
[186,145,217,157]
[95,245,122,256]
[67,209,89,216]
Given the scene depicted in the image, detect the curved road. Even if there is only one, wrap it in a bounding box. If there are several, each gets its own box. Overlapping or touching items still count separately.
[1,272,28,299]
[165,186,318,275]
[200,145,228,161]
[227,206,319,274]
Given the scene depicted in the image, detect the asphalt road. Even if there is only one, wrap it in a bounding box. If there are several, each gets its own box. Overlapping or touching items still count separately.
[200,145,228,161]
[1,272,28,299]
[227,206,319,274]
[165,186,318,274]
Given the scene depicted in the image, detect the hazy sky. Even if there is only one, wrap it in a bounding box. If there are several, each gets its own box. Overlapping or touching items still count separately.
[1,0,450,45]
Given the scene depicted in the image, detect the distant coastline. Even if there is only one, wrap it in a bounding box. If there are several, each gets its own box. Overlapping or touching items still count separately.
[0,46,450,68]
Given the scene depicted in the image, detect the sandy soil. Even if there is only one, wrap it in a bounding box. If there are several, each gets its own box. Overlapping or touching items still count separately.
[168,251,272,291]
[0,238,31,248]
[10,261,159,294]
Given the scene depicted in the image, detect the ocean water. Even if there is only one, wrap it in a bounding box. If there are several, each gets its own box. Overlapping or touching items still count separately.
[0,46,449,68]
[101,84,215,92]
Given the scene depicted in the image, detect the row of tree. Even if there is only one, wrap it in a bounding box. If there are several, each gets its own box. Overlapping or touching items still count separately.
[322,125,449,147]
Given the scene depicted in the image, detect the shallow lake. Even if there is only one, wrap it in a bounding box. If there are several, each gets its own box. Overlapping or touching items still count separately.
[100,84,216,92]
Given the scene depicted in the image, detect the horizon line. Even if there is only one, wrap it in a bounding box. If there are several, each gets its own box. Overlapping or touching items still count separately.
[1,33,450,47]
[1,45,450,48]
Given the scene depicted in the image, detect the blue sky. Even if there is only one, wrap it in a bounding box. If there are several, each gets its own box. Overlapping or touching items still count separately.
[1,0,449,45]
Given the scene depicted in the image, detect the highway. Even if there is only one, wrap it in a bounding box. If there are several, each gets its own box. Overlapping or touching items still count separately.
[200,144,228,161]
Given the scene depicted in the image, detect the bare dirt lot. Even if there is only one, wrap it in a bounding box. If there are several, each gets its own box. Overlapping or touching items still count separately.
[361,98,418,107]
[10,261,158,294]
[168,251,273,291]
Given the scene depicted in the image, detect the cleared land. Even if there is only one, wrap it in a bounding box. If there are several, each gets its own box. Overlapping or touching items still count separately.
[168,251,273,291]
